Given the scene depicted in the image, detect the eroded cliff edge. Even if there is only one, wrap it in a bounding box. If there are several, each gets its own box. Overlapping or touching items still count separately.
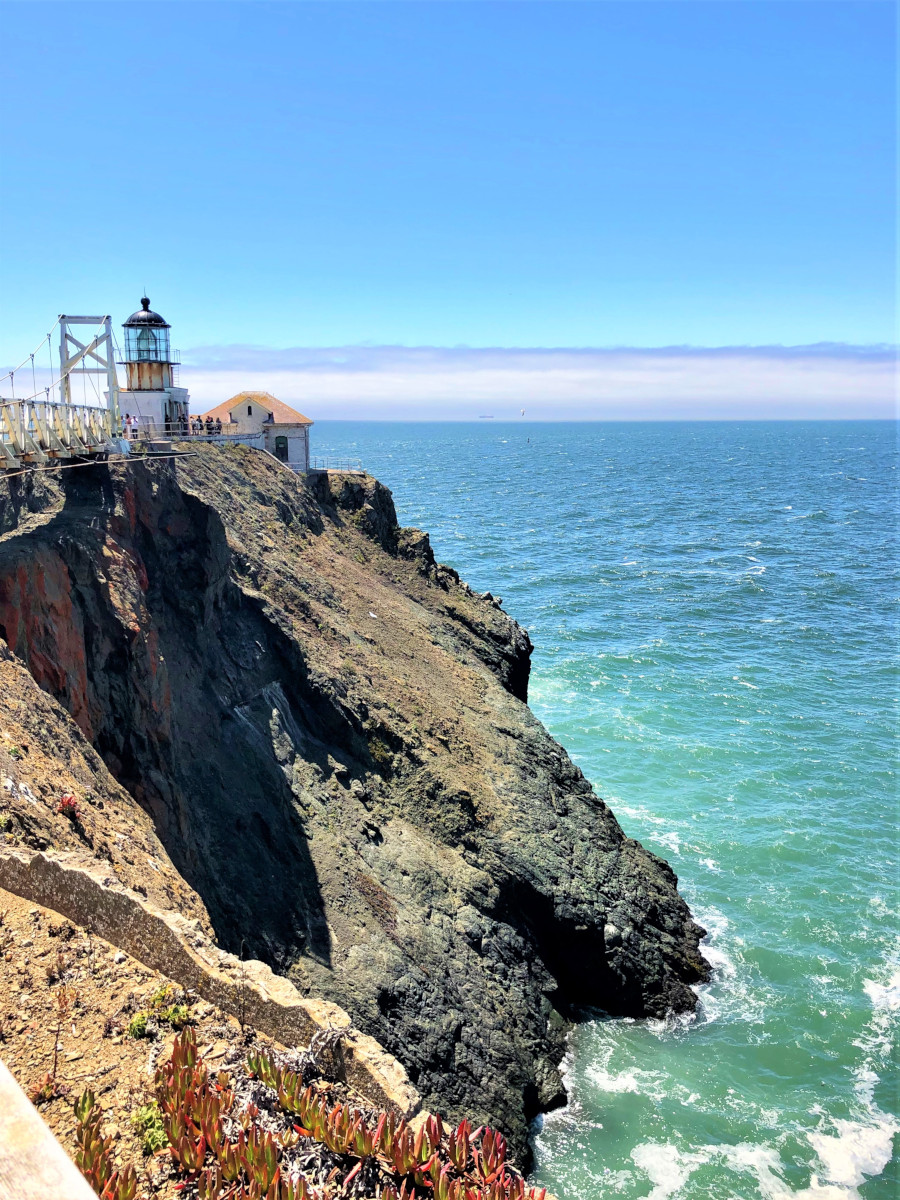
[0,446,709,1159]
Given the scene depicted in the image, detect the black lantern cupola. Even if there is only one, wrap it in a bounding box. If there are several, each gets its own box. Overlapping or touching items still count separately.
[121,297,179,391]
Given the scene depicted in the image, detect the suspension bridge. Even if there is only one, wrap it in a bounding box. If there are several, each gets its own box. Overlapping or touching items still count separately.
[0,315,122,473]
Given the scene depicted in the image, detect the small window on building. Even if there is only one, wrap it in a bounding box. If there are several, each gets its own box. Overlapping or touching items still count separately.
[248,405,253,416]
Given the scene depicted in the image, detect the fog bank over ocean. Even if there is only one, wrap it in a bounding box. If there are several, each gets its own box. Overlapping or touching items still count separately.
[177,344,896,422]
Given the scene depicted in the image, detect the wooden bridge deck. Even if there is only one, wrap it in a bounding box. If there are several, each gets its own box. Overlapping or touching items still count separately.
[0,398,116,470]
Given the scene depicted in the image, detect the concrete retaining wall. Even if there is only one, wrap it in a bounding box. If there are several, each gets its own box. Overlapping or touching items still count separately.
[0,847,419,1118]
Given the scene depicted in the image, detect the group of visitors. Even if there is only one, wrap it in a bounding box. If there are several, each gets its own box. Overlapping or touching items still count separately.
[120,413,225,440]
[191,416,223,436]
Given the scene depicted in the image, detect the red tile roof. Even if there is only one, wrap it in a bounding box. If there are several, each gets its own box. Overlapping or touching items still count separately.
[199,391,313,425]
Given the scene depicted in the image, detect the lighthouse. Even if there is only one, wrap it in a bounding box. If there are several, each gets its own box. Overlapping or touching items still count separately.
[117,297,190,436]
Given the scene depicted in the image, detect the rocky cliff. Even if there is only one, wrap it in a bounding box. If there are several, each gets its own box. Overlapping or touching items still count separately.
[0,446,709,1160]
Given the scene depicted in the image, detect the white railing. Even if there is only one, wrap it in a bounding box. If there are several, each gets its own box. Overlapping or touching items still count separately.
[308,456,364,473]
[0,398,116,468]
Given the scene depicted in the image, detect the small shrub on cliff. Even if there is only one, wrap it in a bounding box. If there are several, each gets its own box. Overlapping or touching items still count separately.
[131,1100,168,1155]
[44,949,70,985]
[148,983,174,1008]
[158,1002,191,1029]
[126,1012,153,1039]
[368,736,393,770]
[76,1028,548,1200]
[146,982,192,1029]
[28,1071,64,1106]
[56,792,81,821]
[28,987,76,1106]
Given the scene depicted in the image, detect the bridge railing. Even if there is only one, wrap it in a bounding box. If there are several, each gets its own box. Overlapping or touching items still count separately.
[0,398,115,468]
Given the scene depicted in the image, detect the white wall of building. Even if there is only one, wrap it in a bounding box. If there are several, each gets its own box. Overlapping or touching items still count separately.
[263,425,309,470]
[227,399,273,433]
[119,387,190,433]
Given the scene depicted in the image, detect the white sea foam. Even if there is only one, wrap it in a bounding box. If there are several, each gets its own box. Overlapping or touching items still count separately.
[614,801,670,827]
[855,944,900,1066]
[628,1132,898,1200]
[586,1062,666,1098]
[687,901,774,1028]
[790,952,899,1196]
[866,895,896,917]
[862,967,900,1013]
[538,926,899,1199]
[719,1143,796,1197]
[652,830,682,855]
[630,1143,707,1199]
[807,1115,899,1191]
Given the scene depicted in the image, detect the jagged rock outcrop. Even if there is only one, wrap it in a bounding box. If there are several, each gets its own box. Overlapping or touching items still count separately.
[0,446,709,1161]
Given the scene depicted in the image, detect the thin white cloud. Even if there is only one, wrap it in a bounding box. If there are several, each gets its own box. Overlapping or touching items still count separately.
[180,343,896,420]
[9,344,890,421]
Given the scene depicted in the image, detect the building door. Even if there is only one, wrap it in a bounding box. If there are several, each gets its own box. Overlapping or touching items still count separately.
[275,435,289,462]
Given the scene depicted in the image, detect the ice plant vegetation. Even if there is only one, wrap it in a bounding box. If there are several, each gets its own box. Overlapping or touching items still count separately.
[56,792,81,820]
[75,1028,548,1199]
[75,1090,138,1200]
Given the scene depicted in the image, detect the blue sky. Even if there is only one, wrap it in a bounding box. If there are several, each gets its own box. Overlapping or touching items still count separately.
[1,1,895,417]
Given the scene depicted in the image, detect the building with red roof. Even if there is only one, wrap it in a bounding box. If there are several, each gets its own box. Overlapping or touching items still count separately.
[199,391,313,472]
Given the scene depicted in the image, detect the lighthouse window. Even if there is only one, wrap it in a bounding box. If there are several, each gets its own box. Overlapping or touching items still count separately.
[137,328,157,357]
[125,324,169,362]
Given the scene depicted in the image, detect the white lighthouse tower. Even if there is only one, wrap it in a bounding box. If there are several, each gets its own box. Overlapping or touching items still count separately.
[117,297,190,436]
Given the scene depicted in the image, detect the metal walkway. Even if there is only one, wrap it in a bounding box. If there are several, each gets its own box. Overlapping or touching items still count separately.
[0,398,116,470]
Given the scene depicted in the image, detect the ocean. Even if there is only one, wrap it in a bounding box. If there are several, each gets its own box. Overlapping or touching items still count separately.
[313,419,898,1200]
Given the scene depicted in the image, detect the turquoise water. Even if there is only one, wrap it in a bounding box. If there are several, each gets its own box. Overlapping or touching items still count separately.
[314,420,899,1199]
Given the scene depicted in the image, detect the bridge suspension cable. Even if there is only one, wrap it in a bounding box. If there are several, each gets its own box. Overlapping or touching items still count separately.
[0,316,113,406]
[0,318,61,396]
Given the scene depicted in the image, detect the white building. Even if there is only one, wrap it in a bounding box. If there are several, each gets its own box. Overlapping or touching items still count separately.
[200,391,313,472]
[116,297,190,436]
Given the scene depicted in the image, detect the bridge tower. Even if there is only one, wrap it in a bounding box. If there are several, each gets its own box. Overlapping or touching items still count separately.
[117,297,190,436]
[58,314,119,422]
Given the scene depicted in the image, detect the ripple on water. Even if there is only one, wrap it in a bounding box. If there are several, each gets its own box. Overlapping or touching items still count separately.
[310,420,899,1199]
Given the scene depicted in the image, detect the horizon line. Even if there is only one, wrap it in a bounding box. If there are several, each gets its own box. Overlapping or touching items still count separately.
[306,415,898,424]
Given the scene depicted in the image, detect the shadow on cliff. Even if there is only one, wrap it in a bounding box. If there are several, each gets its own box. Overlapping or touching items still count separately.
[0,461,344,971]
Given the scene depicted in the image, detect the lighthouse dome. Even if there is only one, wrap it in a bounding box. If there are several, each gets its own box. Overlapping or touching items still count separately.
[124,296,170,328]
[122,296,174,365]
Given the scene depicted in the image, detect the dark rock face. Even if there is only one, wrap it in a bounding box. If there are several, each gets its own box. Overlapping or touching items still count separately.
[0,447,709,1161]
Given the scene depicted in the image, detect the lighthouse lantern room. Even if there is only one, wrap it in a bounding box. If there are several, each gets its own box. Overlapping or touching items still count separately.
[117,297,190,436]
